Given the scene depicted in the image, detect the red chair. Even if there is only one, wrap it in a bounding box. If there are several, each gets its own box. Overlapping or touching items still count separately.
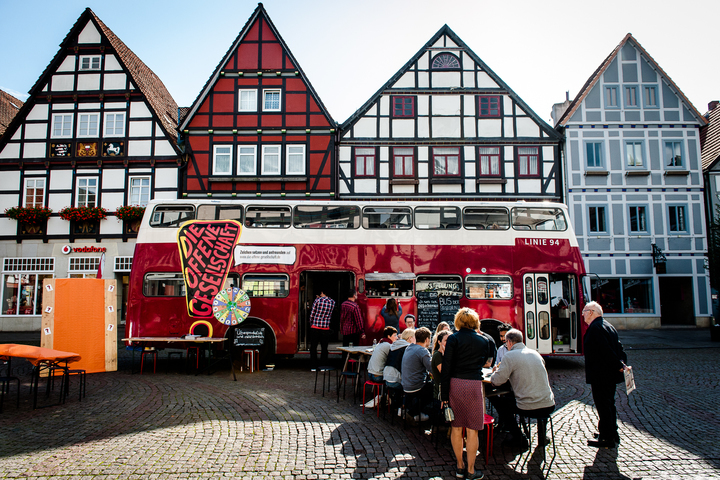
[483,413,494,463]
[362,380,383,416]
[140,348,157,374]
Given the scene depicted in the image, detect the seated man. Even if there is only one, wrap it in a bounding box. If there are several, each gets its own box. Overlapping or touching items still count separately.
[489,328,555,448]
[366,326,398,383]
[383,328,416,389]
[401,326,433,422]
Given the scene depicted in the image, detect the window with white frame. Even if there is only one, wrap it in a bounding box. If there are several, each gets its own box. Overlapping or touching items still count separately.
[625,141,644,167]
[263,89,281,111]
[629,205,648,233]
[668,205,687,233]
[24,178,46,208]
[129,176,150,206]
[478,147,501,176]
[213,145,232,175]
[76,177,98,207]
[52,114,73,138]
[664,140,683,168]
[517,147,539,176]
[238,89,257,112]
[237,146,257,175]
[2,257,54,317]
[643,86,658,107]
[433,147,460,176]
[104,112,125,136]
[68,257,100,278]
[77,113,99,137]
[585,141,604,168]
[79,55,101,70]
[605,86,619,108]
[624,86,639,107]
[261,145,281,174]
[286,145,306,175]
[114,256,133,272]
[588,206,608,233]
[354,147,376,177]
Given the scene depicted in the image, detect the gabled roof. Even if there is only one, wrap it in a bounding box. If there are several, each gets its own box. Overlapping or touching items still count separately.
[0,90,23,138]
[702,102,720,172]
[555,33,707,128]
[180,3,335,131]
[340,24,561,140]
[2,8,179,150]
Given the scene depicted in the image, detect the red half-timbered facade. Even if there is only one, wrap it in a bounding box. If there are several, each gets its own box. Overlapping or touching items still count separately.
[180,4,336,199]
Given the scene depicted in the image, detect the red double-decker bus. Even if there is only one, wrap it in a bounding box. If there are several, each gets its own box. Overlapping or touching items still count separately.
[125,199,587,366]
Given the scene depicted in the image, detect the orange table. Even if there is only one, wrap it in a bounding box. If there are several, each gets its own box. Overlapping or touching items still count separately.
[0,344,81,409]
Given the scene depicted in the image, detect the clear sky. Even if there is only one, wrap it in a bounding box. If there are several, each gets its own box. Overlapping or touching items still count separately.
[1,0,718,125]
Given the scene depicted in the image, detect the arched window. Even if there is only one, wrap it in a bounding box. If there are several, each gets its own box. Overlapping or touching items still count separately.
[431,53,460,69]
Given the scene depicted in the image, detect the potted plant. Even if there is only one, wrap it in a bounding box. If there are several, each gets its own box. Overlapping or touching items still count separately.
[5,206,53,234]
[115,205,146,233]
[59,206,107,235]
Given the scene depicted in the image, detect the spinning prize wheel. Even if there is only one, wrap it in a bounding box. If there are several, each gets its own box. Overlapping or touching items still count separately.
[212,287,251,326]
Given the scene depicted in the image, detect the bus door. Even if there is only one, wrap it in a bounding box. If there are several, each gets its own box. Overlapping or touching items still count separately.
[299,270,355,350]
[523,273,552,354]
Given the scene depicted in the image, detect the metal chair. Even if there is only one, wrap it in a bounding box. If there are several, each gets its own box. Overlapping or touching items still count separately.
[140,348,158,374]
[362,380,383,416]
[313,366,337,397]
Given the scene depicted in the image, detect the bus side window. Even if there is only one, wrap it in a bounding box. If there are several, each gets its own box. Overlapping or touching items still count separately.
[150,205,196,227]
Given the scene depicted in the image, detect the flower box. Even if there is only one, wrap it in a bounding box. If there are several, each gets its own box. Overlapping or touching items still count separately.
[59,206,108,222]
[115,205,146,222]
[5,206,52,224]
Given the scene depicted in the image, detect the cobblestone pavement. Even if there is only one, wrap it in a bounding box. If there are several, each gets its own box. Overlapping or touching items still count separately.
[0,329,718,479]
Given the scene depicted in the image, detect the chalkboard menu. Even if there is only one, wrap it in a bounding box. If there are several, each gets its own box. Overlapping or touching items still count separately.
[439,295,461,325]
[416,291,439,330]
[233,327,265,347]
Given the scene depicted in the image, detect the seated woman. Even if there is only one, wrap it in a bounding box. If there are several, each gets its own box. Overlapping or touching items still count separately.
[366,326,398,383]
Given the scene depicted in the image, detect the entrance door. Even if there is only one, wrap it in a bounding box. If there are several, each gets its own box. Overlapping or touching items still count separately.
[523,273,552,354]
[299,271,355,350]
[659,277,695,325]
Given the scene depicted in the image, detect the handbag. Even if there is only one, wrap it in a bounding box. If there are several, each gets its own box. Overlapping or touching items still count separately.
[623,364,635,395]
[443,404,455,422]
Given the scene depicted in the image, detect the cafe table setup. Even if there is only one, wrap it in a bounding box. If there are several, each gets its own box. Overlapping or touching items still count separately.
[0,343,82,409]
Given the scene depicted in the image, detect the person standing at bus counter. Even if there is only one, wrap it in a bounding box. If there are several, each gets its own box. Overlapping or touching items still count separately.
[582,301,627,448]
[380,298,402,331]
[404,314,416,331]
[441,308,494,480]
[340,289,366,347]
[309,290,335,371]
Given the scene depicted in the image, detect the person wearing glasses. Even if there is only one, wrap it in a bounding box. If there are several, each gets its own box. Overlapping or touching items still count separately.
[582,301,628,448]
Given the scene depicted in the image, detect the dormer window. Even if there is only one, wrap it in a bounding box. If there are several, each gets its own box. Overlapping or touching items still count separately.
[80,55,101,71]
[431,53,460,70]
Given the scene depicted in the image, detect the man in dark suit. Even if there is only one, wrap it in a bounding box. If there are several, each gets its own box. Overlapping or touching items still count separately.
[582,301,627,448]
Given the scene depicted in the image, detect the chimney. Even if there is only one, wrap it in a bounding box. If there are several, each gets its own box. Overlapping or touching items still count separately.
[710,100,719,111]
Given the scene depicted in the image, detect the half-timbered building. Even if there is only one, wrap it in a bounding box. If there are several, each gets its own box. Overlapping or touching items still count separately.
[338,25,562,201]
[179,4,336,199]
[554,34,710,329]
[0,9,182,330]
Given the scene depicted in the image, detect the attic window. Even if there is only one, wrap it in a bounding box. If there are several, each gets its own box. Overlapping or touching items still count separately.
[431,53,460,70]
[80,55,101,71]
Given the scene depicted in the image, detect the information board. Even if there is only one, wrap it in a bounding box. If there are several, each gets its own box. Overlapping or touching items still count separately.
[416,291,439,331]
[233,327,265,347]
[439,295,461,325]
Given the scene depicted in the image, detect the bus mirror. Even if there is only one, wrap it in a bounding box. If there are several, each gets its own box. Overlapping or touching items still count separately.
[358,278,365,294]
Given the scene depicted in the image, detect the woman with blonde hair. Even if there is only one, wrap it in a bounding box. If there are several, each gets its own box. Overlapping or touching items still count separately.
[441,308,495,480]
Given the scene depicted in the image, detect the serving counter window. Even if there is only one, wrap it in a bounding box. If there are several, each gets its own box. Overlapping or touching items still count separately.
[364,272,415,298]
[465,275,513,299]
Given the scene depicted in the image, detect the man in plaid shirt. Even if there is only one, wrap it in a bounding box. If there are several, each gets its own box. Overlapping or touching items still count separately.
[341,289,366,347]
[309,291,335,369]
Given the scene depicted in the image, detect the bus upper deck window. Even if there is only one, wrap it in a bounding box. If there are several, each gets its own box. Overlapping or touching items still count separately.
[512,207,567,231]
[465,275,512,299]
[293,205,360,229]
[245,206,291,228]
[197,205,243,222]
[415,206,461,230]
[463,207,509,230]
[150,205,196,228]
[362,206,412,229]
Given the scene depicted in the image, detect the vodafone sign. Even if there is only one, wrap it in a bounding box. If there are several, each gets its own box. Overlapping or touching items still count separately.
[61,245,107,255]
